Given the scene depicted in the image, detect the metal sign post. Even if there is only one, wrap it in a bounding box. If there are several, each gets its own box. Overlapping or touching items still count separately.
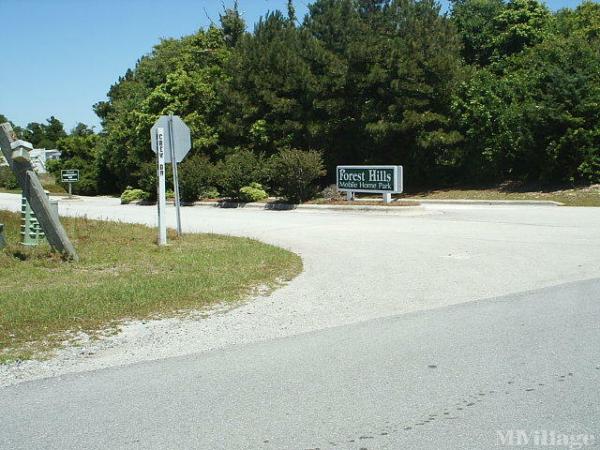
[151,115,191,245]
[168,114,182,236]
[156,127,167,246]
[61,169,79,198]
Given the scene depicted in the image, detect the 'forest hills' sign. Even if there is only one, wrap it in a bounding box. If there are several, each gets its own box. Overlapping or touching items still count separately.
[336,165,403,194]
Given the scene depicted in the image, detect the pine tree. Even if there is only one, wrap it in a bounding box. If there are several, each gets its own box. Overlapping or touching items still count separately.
[220,0,245,47]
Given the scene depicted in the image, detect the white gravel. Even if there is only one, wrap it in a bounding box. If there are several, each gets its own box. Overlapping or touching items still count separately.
[1,193,600,387]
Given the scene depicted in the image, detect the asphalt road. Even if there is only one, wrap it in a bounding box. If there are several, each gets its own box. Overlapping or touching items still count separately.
[1,194,600,448]
[1,278,599,449]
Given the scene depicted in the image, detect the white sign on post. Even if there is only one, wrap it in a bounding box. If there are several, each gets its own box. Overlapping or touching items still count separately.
[336,165,403,204]
[151,115,192,245]
[156,127,167,246]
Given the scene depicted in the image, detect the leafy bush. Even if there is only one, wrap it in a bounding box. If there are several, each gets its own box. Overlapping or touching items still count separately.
[214,150,266,199]
[178,154,214,203]
[199,187,220,199]
[238,182,268,202]
[135,162,166,203]
[268,149,325,202]
[0,166,18,190]
[120,188,148,204]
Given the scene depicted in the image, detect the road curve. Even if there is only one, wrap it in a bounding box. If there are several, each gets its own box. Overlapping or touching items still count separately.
[1,193,600,387]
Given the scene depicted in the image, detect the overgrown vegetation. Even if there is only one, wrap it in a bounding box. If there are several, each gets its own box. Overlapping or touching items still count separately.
[0,210,302,362]
[2,0,599,201]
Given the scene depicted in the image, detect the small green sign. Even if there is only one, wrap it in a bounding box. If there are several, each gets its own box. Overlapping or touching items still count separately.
[61,169,79,183]
[336,165,403,193]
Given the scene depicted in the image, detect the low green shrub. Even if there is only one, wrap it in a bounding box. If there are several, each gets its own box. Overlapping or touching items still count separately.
[136,162,167,203]
[268,149,325,202]
[178,154,214,203]
[0,166,18,190]
[214,150,266,198]
[120,188,148,204]
[239,183,268,202]
[200,187,220,200]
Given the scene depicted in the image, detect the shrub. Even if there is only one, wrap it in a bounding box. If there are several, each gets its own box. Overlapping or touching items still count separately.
[178,154,214,203]
[0,166,18,190]
[120,188,148,204]
[238,183,269,202]
[268,149,325,202]
[199,187,220,200]
[214,150,266,199]
[136,162,168,203]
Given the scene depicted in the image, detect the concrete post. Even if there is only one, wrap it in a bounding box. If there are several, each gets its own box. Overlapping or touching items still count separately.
[0,123,78,261]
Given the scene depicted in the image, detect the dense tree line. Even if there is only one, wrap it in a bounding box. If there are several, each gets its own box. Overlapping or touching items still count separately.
[4,0,600,199]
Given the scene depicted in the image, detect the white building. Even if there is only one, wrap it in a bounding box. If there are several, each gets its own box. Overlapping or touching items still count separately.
[29,148,61,173]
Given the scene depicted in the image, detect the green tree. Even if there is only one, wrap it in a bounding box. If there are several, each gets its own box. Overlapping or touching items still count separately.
[94,27,230,193]
[220,11,318,156]
[220,1,246,47]
[451,0,505,65]
[85,0,600,195]
[22,116,67,149]
[452,29,600,184]
[491,0,550,59]
[47,125,100,195]
[0,114,24,136]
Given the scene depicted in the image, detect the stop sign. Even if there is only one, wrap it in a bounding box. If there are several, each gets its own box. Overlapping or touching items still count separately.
[150,115,191,163]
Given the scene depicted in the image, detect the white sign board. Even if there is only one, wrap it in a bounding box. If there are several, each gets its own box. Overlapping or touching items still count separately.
[336,165,403,204]
[336,166,403,193]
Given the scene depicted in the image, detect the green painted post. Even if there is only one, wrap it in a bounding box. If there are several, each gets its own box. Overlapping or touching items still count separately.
[0,223,5,249]
[21,193,46,246]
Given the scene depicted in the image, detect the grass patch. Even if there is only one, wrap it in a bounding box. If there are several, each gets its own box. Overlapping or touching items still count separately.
[0,210,302,363]
[402,184,600,207]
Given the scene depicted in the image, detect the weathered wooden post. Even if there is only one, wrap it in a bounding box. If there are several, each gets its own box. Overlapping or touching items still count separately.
[0,122,78,261]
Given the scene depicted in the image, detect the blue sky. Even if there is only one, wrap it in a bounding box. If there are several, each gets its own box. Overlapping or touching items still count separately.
[0,0,586,132]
